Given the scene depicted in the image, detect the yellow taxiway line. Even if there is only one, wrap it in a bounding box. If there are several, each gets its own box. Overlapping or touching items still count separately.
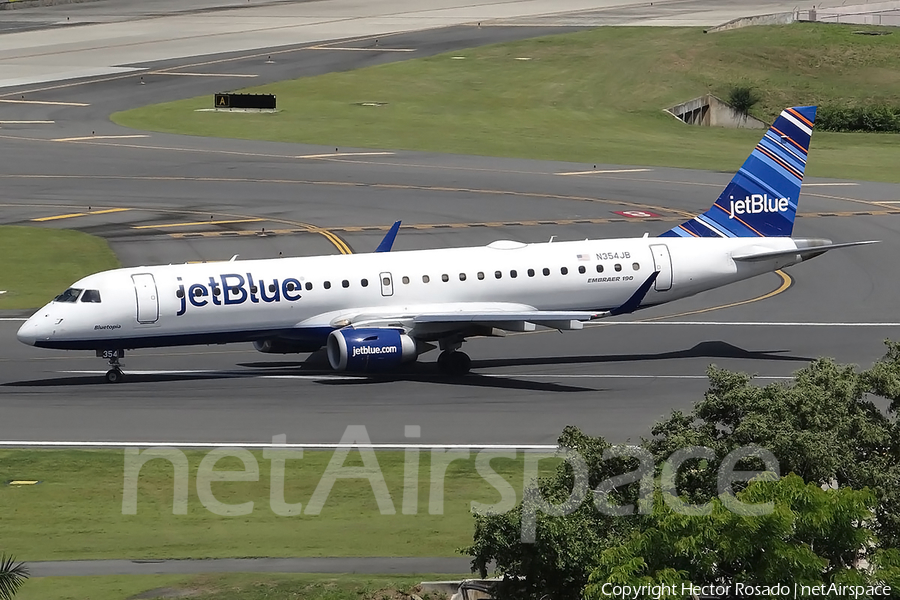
[31,207,130,222]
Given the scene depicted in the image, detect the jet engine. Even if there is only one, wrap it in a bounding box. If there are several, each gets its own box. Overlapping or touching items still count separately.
[326,328,418,372]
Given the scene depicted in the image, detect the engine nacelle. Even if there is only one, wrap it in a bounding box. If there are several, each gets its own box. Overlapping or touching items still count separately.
[253,338,323,354]
[326,328,417,372]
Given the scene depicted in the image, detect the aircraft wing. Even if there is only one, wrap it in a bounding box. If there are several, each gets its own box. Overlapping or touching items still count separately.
[308,271,660,334]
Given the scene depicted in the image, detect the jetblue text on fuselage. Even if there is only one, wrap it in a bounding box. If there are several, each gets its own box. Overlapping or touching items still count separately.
[728,194,790,219]
[176,273,302,316]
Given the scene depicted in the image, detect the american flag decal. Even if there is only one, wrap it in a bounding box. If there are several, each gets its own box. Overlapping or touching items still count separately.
[577,253,590,261]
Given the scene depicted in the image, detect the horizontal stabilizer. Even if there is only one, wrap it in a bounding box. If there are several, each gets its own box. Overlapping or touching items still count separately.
[732,240,879,262]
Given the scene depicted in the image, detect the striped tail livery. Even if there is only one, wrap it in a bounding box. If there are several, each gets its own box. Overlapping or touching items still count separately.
[661,105,816,239]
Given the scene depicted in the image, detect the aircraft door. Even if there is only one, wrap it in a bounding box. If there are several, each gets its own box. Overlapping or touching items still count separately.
[132,273,159,323]
[649,244,673,291]
[379,272,394,297]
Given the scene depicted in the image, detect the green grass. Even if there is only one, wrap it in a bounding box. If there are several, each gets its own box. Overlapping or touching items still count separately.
[113,23,900,182]
[0,449,555,561]
[0,226,120,310]
[17,573,462,600]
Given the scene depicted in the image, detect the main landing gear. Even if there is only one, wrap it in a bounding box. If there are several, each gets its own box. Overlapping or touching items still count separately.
[437,339,471,376]
[98,349,125,383]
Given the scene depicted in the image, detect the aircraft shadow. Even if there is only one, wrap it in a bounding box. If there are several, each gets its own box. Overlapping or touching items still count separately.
[470,341,812,369]
[3,341,808,390]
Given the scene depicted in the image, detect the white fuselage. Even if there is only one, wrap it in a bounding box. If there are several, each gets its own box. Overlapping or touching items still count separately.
[17,235,802,352]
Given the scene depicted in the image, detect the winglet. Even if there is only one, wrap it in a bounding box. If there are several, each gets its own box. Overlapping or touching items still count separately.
[375,221,401,253]
[609,271,659,316]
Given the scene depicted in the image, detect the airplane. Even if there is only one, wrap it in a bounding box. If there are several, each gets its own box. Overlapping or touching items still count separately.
[17,106,876,383]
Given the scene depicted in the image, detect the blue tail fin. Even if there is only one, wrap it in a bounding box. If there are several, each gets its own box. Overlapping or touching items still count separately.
[661,106,817,238]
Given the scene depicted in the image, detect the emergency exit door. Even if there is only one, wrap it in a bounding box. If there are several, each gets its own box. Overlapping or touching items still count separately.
[380,272,394,297]
[649,244,673,292]
[132,273,159,324]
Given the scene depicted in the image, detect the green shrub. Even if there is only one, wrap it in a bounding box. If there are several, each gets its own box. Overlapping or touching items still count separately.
[817,105,900,132]
[728,85,760,114]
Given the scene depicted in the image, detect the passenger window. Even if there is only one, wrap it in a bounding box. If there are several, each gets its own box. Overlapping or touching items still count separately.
[542,268,550,276]
[596,265,604,273]
[81,289,102,303]
[402,276,410,284]
[251,285,259,294]
[194,288,204,297]
[382,277,390,286]
[615,264,622,272]
[54,288,82,303]
[268,284,277,293]
[632,262,640,271]
[213,287,221,296]
[324,281,331,289]
[527,269,535,277]
[361,279,369,287]
[494,271,502,279]
[578,266,586,274]
[442,274,449,282]
[342,280,350,288]
[285,282,296,291]
[510,270,517,278]
[459,273,467,281]
[305,282,312,291]
[422,275,430,283]
[561,267,568,275]
[175,289,184,299]
[477,272,484,280]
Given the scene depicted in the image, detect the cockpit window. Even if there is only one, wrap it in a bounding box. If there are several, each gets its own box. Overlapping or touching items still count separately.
[53,288,82,303]
[81,289,102,303]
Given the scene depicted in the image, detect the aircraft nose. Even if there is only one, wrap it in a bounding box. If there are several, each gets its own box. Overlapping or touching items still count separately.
[16,311,57,347]
[16,318,37,346]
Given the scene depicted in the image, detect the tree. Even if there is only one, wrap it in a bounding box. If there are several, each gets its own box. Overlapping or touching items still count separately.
[585,475,891,600]
[0,556,28,600]
[465,342,900,600]
[467,427,650,600]
[647,347,900,546]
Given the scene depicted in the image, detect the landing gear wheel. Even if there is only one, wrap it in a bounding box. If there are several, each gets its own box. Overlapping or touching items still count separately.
[105,368,124,384]
[438,351,471,376]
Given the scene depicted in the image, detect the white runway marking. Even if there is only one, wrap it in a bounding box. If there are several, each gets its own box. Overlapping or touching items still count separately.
[308,47,416,52]
[59,370,789,382]
[52,135,150,142]
[295,151,395,159]
[61,370,357,381]
[0,317,26,321]
[0,99,88,107]
[0,120,54,124]
[556,168,652,175]
[150,72,258,78]
[484,374,791,380]
[0,441,557,450]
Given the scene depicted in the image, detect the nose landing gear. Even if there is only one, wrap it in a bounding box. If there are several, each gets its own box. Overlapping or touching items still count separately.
[97,349,125,383]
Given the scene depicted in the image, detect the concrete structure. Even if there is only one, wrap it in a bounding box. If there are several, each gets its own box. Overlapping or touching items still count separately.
[665,94,767,129]
[705,11,796,32]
